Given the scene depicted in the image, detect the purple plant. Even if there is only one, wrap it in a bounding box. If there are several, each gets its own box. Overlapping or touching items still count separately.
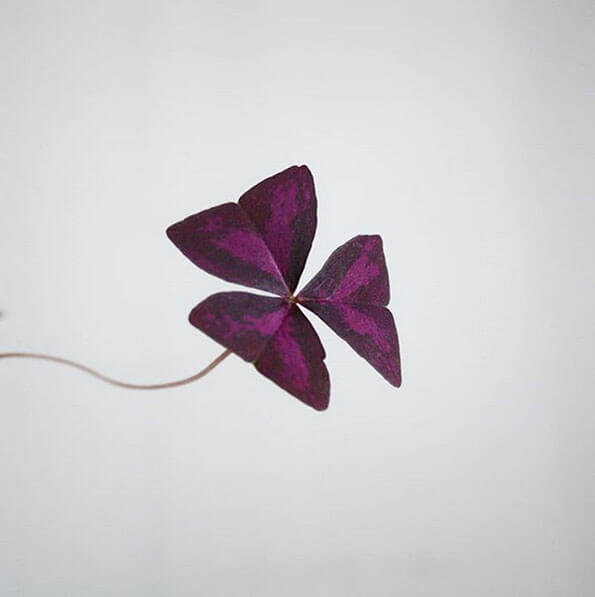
[167,165,401,410]
[1,165,401,410]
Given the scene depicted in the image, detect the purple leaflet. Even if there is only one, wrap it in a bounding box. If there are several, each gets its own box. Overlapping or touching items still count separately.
[190,292,329,409]
[298,235,401,387]
[299,236,389,305]
[239,165,316,293]
[298,301,401,387]
[167,166,401,409]
[189,292,290,362]
[167,203,289,295]
[255,306,329,410]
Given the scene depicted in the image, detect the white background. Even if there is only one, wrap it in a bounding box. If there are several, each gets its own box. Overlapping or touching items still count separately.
[1,1,593,595]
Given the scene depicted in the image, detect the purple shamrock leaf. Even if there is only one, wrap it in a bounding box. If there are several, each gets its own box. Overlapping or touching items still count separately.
[238,165,316,294]
[298,235,401,387]
[167,165,401,410]
[166,202,289,296]
[189,292,290,362]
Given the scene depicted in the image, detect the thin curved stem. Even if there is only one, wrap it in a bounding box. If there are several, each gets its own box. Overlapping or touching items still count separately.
[0,349,232,390]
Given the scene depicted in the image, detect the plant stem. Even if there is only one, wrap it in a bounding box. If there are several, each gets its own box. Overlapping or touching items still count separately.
[0,349,232,390]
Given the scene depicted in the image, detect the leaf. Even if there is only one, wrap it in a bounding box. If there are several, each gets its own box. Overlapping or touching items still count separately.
[190,292,330,408]
[255,306,330,410]
[300,300,401,387]
[189,292,290,361]
[239,165,317,293]
[167,203,289,295]
[299,235,401,386]
[299,235,389,305]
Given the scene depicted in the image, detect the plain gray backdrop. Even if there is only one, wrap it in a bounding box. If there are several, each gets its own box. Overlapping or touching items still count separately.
[1,1,593,595]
